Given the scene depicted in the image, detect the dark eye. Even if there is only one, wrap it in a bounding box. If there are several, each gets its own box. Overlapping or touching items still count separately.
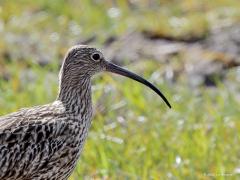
[91,52,102,61]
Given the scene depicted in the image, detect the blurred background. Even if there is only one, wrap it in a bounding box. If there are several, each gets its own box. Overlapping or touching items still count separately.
[0,0,240,179]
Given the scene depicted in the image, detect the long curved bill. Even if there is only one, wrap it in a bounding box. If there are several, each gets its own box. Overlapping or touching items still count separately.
[105,62,171,108]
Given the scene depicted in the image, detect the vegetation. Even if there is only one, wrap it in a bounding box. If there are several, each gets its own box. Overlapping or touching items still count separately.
[0,0,239,179]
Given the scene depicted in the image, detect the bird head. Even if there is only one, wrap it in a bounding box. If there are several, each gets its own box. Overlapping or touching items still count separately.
[60,45,171,108]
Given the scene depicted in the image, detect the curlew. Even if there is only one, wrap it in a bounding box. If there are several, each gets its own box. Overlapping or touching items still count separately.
[0,45,171,179]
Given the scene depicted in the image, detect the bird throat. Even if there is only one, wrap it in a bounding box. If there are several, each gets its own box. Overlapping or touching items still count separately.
[57,77,93,121]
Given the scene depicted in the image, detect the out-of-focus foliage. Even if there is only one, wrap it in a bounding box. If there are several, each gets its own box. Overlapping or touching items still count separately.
[0,0,240,179]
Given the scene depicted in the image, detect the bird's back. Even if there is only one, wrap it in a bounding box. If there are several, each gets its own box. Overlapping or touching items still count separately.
[0,101,87,180]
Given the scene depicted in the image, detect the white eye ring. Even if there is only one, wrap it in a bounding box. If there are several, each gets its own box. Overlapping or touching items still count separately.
[91,52,102,61]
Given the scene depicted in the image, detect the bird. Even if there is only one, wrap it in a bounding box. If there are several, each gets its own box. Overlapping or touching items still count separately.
[0,45,171,180]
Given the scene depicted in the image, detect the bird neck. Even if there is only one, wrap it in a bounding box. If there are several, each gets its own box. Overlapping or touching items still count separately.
[57,76,92,117]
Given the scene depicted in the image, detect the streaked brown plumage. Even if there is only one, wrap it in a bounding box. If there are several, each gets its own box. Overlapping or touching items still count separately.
[0,45,171,180]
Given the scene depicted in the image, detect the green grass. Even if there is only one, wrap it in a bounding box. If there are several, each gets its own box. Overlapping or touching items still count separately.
[0,0,240,179]
[1,61,239,179]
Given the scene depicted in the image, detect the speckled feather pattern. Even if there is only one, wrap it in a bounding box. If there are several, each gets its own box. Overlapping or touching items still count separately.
[0,45,99,180]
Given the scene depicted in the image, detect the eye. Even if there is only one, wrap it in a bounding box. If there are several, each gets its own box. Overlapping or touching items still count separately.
[91,52,102,61]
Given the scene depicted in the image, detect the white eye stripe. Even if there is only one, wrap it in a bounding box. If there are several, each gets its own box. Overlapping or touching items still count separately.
[91,52,102,61]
